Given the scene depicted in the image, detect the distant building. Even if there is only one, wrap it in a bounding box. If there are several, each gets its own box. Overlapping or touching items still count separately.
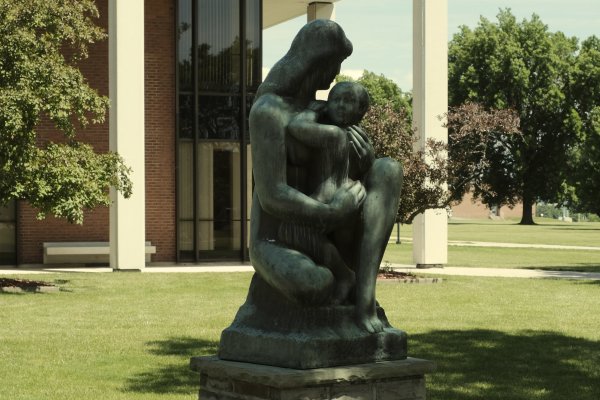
[451,192,531,220]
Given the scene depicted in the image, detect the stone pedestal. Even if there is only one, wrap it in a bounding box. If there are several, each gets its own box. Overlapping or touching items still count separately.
[190,356,435,400]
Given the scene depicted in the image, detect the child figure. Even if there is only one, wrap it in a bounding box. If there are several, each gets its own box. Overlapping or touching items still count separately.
[280,81,370,304]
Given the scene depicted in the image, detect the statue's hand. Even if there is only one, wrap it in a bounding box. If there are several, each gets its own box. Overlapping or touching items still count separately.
[330,181,366,222]
[308,100,327,114]
[348,125,375,174]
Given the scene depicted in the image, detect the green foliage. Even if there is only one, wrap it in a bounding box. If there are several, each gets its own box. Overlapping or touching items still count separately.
[29,142,132,223]
[445,103,521,204]
[449,9,584,224]
[342,71,435,223]
[568,36,600,216]
[361,99,520,224]
[337,70,412,115]
[342,70,520,224]
[535,203,563,219]
[0,0,132,224]
[361,102,446,224]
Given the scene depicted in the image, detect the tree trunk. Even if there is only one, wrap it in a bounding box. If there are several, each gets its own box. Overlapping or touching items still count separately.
[519,195,535,225]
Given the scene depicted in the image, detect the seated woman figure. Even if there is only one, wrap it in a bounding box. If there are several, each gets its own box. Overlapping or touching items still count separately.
[249,19,403,333]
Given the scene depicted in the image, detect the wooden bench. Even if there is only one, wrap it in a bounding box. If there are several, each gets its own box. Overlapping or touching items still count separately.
[43,242,156,265]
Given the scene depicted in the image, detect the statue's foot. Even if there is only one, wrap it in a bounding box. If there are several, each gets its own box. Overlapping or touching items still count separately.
[357,311,384,333]
[331,272,355,305]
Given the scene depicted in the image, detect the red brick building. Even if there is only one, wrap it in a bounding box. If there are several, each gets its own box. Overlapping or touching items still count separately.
[1,1,455,268]
[451,192,529,220]
[1,0,343,267]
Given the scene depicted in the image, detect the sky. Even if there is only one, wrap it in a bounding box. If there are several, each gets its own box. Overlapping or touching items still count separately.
[263,0,600,91]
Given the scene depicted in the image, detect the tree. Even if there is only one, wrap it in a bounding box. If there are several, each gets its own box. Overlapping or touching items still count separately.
[338,70,412,113]
[361,101,520,224]
[445,103,522,205]
[448,9,581,224]
[568,36,600,216]
[338,71,520,224]
[0,0,131,224]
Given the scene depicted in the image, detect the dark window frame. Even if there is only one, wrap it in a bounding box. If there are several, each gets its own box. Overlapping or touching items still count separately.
[175,0,261,263]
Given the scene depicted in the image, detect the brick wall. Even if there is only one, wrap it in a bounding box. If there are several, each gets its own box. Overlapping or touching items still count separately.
[451,192,528,220]
[17,0,176,264]
[145,0,176,261]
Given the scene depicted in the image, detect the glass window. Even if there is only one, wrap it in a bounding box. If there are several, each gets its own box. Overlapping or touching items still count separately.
[197,0,240,93]
[178,0,193,92]
[179,94,194,139]
[245,0,262,92]
[0,201,16,265]
[198,95,240,140]
[177,0,260,262]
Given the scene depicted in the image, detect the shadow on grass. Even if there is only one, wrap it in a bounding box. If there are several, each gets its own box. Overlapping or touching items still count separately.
[582,280,600,286]
[124,336,218,395]
[125,331,600,398]
[524,265,600,273]
[411,329,600,400]
[547,226,600,232]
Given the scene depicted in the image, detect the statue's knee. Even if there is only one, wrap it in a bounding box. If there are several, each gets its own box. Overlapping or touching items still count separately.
[251,240,334,306]
[372,157,403,186]
[292,263,335,305]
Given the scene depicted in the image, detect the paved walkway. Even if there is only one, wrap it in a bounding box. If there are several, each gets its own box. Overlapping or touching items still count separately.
[392,237,600,251]
[1,263,599,280]
[0,264,254,275]
[2,239,599,280]
[388,264,600,280]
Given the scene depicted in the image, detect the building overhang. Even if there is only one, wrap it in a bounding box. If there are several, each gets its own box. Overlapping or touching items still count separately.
[263,0,341,28]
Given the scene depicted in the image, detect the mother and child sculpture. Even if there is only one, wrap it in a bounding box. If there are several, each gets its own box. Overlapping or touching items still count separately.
[218,19,407,369]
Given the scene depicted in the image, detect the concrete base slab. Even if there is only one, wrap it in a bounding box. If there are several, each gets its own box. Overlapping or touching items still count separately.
[190,356,435,400]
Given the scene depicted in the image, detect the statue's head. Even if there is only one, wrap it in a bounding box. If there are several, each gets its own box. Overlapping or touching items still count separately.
[288,19,353,86]
[327,82,370,126]
[258,20,353,99]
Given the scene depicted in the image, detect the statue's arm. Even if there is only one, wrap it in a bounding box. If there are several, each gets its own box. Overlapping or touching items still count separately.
[288,110,345,147]
[250,95,364,229]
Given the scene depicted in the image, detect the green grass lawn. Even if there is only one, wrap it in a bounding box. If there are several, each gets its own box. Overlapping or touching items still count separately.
[383,243,600,272]
[386,218,600,272]
[1,272,599,400]
[392,218,600,247]
[447,218,600,247]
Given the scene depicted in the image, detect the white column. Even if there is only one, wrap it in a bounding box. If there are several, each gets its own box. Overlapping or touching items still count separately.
[412,0,448,268]
[307,2,335,22]
[109,0,146,271]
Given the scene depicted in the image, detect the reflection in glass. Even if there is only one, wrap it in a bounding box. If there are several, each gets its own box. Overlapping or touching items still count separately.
[197,0,240,93]
[176,0,260,261]
[0,200,16,265]
[244,95,254,141]
[213,149,234,249]
[178,0,193,92]
[246,0,262,91]
[198,95,240,140]
[179,94,194,139]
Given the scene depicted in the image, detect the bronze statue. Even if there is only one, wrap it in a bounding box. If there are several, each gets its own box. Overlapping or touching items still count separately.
[219,19,406,369]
